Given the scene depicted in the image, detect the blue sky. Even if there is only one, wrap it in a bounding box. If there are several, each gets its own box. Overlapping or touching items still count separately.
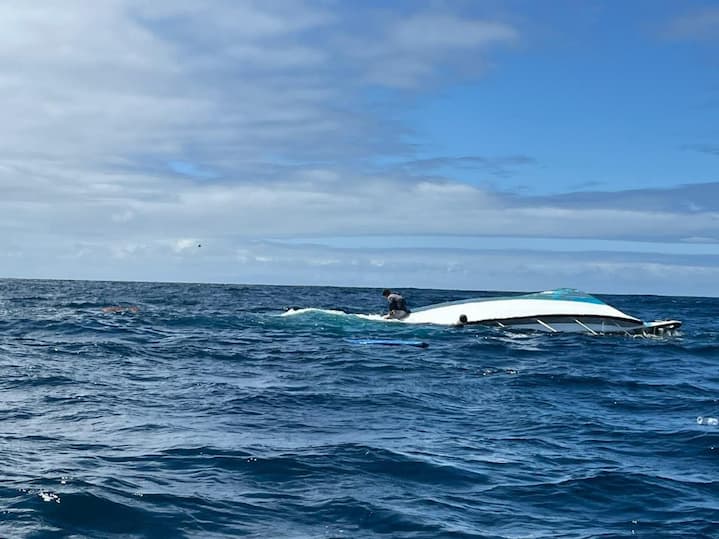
[1,1,718,296]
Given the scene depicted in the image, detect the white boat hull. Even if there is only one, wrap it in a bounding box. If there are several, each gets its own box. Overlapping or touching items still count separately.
[402,289,681,335]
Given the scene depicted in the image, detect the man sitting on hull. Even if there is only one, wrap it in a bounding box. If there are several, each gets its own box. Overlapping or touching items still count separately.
[382,289,410,320]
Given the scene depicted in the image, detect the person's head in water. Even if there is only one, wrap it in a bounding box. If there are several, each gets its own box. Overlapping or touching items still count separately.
[382,289,392,298]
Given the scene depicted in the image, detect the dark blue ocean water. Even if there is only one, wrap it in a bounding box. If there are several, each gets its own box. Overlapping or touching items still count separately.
[1,279,718,539]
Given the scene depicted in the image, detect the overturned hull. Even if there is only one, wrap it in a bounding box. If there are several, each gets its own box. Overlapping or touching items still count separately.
[458,314,681,336]
[403,289,681,336]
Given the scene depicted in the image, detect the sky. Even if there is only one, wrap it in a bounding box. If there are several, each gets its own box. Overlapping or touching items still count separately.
[1,0,718,297]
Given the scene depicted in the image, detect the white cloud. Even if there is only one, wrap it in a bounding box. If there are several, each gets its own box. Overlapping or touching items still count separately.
[0,0,519,180]
[171,239,201,253]
[111,210,136,223]
[392,13,518,50]
[340,10,518,87]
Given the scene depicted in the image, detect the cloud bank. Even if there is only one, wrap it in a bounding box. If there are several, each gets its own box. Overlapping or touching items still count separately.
[0,1,717,296]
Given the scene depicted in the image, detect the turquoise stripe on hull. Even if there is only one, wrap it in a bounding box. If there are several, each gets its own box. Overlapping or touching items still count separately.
[411,288,604,314]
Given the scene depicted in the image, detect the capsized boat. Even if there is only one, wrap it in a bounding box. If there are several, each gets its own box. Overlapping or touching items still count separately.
[402,288,681,335]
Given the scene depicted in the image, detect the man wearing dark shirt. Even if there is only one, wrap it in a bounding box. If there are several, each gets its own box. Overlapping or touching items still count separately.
[382,289,410,320]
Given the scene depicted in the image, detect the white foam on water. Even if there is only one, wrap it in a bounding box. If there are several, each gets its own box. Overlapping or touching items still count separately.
[281,309,392,323]
[354,313,393,322]
[280,308,347,317]
[39,491,60,503]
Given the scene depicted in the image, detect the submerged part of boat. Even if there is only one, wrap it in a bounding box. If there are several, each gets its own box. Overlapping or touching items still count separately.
[403,289,681,336]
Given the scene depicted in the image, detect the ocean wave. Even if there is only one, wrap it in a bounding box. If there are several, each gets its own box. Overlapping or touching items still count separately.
[1,280,717,538]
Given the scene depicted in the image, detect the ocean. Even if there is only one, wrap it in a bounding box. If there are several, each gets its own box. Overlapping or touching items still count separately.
[1,278,717,538]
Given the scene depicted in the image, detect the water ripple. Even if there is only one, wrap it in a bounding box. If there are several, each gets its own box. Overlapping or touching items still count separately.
[1,279,717,538]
